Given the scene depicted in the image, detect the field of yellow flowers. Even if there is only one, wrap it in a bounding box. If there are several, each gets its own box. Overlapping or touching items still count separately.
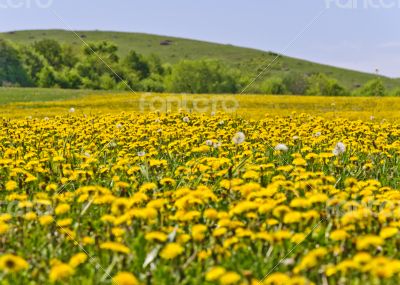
[1,94,400,284]
[2,92,400,121]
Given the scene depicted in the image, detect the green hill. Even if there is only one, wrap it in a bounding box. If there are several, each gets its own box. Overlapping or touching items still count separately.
[1,29,399,90]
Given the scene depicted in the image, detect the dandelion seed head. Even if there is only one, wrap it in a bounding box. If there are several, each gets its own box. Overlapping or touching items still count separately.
[275,143,288,152]
[232,132,245,145]
[333,142,346,156]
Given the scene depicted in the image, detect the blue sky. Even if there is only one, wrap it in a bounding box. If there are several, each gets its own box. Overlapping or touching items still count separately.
[1,0,399,77]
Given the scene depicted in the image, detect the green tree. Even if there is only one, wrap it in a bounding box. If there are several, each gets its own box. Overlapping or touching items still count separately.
[83,41,119,63]
[0,40,29,86]
[19,46,46,85]
[141,74,165,92]
[306,73,347,96]
[33,39,64,69]
[78,41,128,89]
[123,50,150,79]
[260,77,288,94]
[56,69,82,89]
[353,78,386,96]
[283,71,308,95]
[165,60,238,93]
[37,66,57,88]
[99,74,117,90]
[147,54,165,75]
[61,44,79,68]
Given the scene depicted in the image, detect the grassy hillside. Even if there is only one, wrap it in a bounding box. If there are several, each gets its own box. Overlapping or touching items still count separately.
[1,29,400,90]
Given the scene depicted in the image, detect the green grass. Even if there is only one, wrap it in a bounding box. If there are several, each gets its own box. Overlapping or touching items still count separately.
[0,87,102,104]
[1,29,400,90]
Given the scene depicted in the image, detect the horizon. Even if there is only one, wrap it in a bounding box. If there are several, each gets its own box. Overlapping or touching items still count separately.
[0,0,399,78]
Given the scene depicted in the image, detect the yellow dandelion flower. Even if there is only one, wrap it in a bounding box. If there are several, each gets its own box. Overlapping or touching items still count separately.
[330,229,349,241]
[49,263,74,282]
[0,254,29,273]
[68,253,87,268]
[112,272,140,285]
[55,204,70,215]
[192,224,208,241]
[380,227,398,239]
[5,180,18,191]
[160,243,184,260]
[356,235,383,250]
[0,223,10,235]
[264,272,290,285]
[145,231,168,242]
[100,242,130,254]
[219,271,241,284]
[39,215,54,226]
[206,267,226,281]
[82,236,95,245]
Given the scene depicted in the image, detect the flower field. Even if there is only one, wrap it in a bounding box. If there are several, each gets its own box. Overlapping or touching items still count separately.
[2,91,400,121]
[1,98,400,284]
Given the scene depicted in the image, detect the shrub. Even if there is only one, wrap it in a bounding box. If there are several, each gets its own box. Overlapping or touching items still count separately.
[353,78,386,96]
[260,77,288,94]
[306,73,348,96]
[165,60,239,93]
[390,88,400,96]
[282,72,308,95]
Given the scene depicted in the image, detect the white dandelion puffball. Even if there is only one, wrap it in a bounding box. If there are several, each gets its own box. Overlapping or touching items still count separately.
[275,143,288,152]
[116,123,123,129]
[232,132,245,145]
[219,120,225,126]
[205,140,213,146]
[292,135,300,141]
[69,107,75,113]
[333,142,346,156]
[313,131,321,137]
[44,117,49,121]
[213,142,222,149]
[137,151,146,157]
[183,116,190,123]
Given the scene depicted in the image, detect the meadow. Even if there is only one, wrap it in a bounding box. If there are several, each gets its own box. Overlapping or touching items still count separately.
[2,88,400,121]
[1,90,400,284]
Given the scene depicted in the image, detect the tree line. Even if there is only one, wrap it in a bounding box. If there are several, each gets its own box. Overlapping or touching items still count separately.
[0,38,398,96]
